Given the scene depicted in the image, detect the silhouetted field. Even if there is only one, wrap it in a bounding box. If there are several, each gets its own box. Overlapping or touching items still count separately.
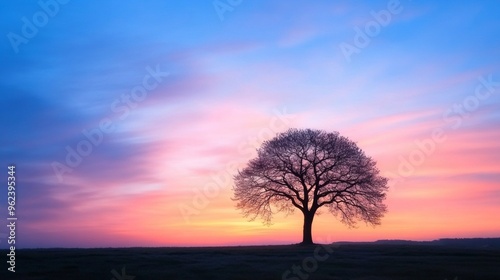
[2,243,500,279]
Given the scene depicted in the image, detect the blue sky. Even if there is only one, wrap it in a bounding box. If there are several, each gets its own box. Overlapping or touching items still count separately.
[0,0,499,248]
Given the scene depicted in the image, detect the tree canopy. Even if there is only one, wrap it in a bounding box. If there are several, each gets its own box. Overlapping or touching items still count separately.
[233,128,388,244]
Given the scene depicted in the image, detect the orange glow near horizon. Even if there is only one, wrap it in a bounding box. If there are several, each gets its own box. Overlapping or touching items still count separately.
[21,109,500,247]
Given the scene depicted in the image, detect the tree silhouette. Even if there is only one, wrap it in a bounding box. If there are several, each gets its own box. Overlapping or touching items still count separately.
[233,128,388,245]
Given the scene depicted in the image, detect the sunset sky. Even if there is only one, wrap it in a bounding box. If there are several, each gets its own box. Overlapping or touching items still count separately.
[1,0,499,248]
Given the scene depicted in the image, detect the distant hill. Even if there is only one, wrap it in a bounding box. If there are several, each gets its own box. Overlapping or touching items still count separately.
[432,238,500,249]
[333,238,500,249]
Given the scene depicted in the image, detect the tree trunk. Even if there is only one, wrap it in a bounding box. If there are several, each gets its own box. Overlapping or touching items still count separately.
[301,212,314,245]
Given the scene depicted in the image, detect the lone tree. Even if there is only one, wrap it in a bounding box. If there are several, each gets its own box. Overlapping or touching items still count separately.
[233,128,388,245]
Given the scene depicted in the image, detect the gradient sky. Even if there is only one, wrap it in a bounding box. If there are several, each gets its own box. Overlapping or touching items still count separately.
[1,0,499,248]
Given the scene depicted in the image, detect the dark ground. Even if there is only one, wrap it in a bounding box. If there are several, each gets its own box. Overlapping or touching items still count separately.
[1,243,499,280]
